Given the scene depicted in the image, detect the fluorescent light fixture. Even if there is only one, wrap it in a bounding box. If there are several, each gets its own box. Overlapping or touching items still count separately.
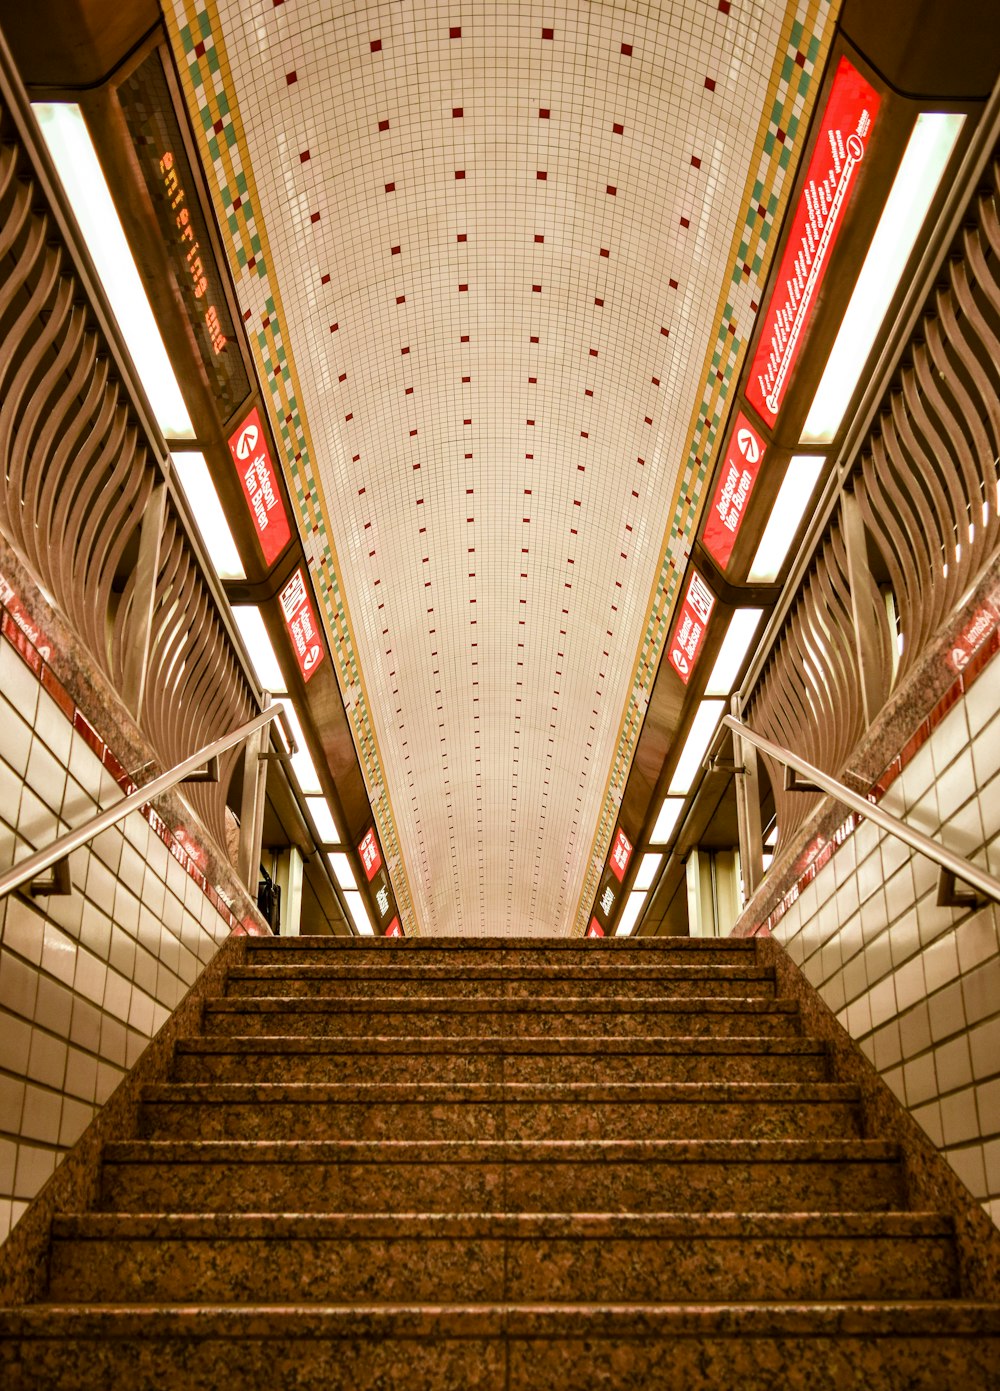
[649,797,685,846]
[232,606,285,691]
[762,852,774,873]
[327,851,357,891]
[343,890,375,935]
[704,609,763,695]
[764,823,778,848]
[171,453,245,579]
[615,890,646,937]
[802,111,965,444]
[633,853,662,892]
[33,103,195,439]
[305,796,340,845]
[280,703,323,795]
[668,699,726,796]
[747,455,824,582]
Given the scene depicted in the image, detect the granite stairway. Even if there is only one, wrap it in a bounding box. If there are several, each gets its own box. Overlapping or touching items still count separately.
[3,935,1000,1388]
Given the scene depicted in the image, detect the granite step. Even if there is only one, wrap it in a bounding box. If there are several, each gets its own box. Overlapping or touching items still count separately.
[98,1136,907,1215]
[3,1302,999,1390]
[246,937,760,969]
[224,963,777,999]
[46,1211,958,1304]
[170,1034,830,1085]
[136,1081,861,1143]
[201,994,802,1039]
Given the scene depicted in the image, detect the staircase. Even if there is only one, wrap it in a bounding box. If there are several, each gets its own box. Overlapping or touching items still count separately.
[3,935,1000,1387]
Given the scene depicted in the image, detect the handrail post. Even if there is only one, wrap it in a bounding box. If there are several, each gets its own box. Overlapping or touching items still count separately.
[237,693,270,892]
[731,694,763,901]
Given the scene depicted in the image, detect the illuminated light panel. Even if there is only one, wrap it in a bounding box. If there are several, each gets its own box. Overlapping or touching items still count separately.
[232,606,285,691]
[33,103,195,439]
[747,455,825,582]
[171,453,245,579]
[634,853,662,892]
[343,889,375,935]
[650,797,686,846]
[802,111,965,443]
[327,851,357,890]
[704,609,763,695]
[305,796,340,845]
[615,890,647,937]
[280,704,323,795]
[668,699,726,795]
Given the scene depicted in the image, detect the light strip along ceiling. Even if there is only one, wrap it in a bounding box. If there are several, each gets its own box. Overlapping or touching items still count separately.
[166,0,837,935]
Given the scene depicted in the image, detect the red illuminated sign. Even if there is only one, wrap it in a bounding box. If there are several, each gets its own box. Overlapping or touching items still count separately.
[947,602,1000,673]
[385,917,403,937]
[587,919,605,938]
[609,828,633,883]
[703,413,765,568]
[668,570,716,684]
[278,568,325,681]
[358,827,382,882]
[227,407,292,565]
[746,58,881,427]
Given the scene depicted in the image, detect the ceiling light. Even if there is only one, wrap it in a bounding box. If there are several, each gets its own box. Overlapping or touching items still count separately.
[171,453,245,579]
[327,852,356,891]
[704,609,763,695]
[280,703,323,795]
[343,890,375,935]
[633,853,662,892]
[764,823,778,848]
[615,890,647,937]
[232,607,286,691]
[649,797,685,846]
[33,103,195,439]
[801,111,965,444]
[668,699,726,795]
[305,796,340,845]
[747,455,824,582]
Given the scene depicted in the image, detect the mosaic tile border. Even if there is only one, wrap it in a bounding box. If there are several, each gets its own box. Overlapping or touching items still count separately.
[163,0,417,934]
[0,586,260,937]
[574,0,840,931]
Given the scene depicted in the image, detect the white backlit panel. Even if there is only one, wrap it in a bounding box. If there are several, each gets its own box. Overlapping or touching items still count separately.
[186,1,793,934]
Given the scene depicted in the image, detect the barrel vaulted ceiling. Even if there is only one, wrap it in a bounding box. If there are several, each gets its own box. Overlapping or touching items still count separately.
[164,0,838,934]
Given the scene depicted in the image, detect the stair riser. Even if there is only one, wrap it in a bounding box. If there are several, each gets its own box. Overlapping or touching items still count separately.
[7,1332,998,1391]
[246,947,760,969]
[99,1156,906,1215]
[225,975,776,1000]
[48,1233,957,1304]
[136,1099,860,1142]
[201,1007,800,1039]
[170,1050,828,1085]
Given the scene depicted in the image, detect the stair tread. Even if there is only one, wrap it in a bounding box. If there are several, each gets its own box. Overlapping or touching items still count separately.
[247,937,758,951]
[53,1211,952,1239]
[176,1034,823,1054]
[141,1080,856,1103]
[227,964,774,979]
[204,995,798,1013]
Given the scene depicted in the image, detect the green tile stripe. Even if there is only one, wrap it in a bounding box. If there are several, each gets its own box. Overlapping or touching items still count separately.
[165,0,417,934]
[574,0,839,932]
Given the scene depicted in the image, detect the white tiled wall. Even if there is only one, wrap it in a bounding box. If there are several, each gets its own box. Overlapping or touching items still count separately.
[771,660,1000,1225]
[0,638,234,1243]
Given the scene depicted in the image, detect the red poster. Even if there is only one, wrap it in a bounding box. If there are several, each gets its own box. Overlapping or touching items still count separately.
[587,919,605,938]
[384,917,403,937]
[668,570,716,684]
[278,568,325,681]
[227,407,292,565]
[609,828,633,883]
[702,413,765,568]
[358,827,382,882]
[746,58,881,427]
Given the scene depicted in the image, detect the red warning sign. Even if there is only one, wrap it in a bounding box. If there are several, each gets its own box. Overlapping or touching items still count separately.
[668,570,716,685]
[609,828,633,883]
[358,827,382,882]
[702,413,765,569]
[227,406,291,565]
[278,568,324,682]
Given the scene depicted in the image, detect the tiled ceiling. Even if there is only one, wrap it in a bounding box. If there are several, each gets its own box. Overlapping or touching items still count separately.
[168,0,818,935]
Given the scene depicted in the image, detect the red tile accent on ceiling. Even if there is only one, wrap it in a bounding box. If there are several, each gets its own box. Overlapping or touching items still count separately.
[613,122,624,135]
[459,283,468,291]
[705,77,717,91]
[401,345,410,354]
[534,234,544,243]
[378,118,390,131]
[606,185,617,196]
[660,327,669,338]
[600,247,609,257]
[691,155,702,168]
[453,106,463,117]
[299,150,310,162]
[310,211,320,223]
[457,232,467,241]
[285,71,297,84]
[391,245,401,254]
[450,26,461,38]
[669,277,678,288]
[370,38,382,51]
[532,284,541,293]
[621,42,633,55]
[321,273,330,284]
[329,322,339,332]
[719,1,731,12]
[539,108,550,119]
[680,216,690,228]
[455,169,466,179]
[396,294,406,304]
[537,170,547,180]
[384,182,395,193]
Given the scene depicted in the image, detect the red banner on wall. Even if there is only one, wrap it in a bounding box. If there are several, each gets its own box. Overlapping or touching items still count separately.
[702,413,766,568]
[227,407,292,565]
[609,828,633,883]
[746,58,881,427]
[358,827,383,882]
[278,568,325,681]
[668,570,716,684]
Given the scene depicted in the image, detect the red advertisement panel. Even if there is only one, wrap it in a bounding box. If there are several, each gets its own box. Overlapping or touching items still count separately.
[702,413,765,568]
[278,568,325,681]
[384,917,403,937]
[668,570,716,684]
[609,828,633,883]
[227,407,292,564]
[358,827,383,882]
[587,919,605,938]
[746,58,881,427]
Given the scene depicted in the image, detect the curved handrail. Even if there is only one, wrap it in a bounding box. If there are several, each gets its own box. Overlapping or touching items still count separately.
[723,714,1000,906]
[0,703,284,901]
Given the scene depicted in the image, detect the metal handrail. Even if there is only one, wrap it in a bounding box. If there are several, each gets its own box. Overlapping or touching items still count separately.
[722,715,1000,906]
[0,703,284,901]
